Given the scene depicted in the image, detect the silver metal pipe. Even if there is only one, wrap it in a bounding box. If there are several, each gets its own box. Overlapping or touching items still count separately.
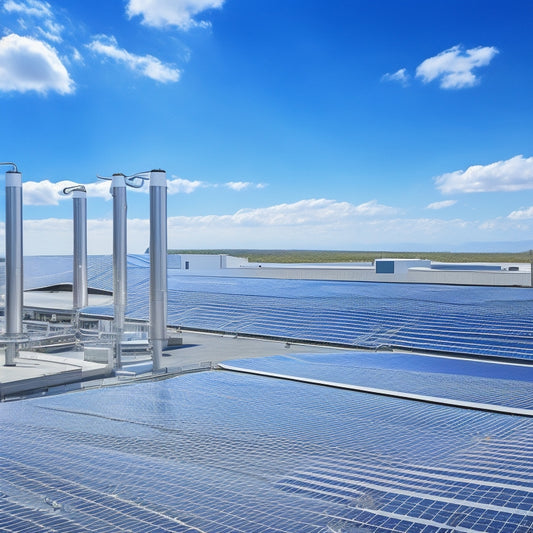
[73,191,88,309]
[63,186,88,309]
[149,169,168,371]
[4,170,23,366]
[112,174,127,368]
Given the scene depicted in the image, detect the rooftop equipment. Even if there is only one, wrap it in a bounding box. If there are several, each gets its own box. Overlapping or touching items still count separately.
[97,172,146,368]
[62,185,88,310]
[149,170,168,371]
[112,175,127,368]
[99,169,168,371]
[2,163,23,366]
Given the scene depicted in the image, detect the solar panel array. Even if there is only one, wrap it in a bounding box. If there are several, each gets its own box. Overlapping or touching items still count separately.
[221,352,533,411]
[5,255,533,361]
[1,370,532,532]
[161,281,533,360]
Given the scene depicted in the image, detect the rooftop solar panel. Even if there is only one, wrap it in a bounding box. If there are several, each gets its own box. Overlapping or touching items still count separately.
[219,351,533,412]
[0,370,532,531]
[4,255,533,360]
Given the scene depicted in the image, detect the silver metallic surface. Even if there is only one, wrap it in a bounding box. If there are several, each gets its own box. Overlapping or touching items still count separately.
[72,191,88,309]
[149,170,168,371]
[0,162,18,172]
[112,174,127,368]
[5,171,23,366]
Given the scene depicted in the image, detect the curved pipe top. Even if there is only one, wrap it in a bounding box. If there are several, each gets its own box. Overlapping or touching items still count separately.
[125,175,148,188]
[98,171,150,189]
[62,184,87,195]
[0,162,18,172]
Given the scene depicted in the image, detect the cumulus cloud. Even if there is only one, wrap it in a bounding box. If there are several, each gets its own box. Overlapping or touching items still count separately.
[426,200,457,210]
[87,35,180,83]
[381,68,409,87]
[21,176,268,205]
[435,155,533,194]
[167,198,400,228]
[23,179,65,205]
[167,177,204,194]
[416,45,498,89]
[225,181,266,191]
[23,179,111,205]
[508,207,533,220]
[126,0,225,30]
[5,198,533,254]
[0,33,74,94]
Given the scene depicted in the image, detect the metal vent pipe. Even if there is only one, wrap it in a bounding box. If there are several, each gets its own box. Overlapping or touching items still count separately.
[4,168,23,366]
[149,169,168,371]
[112,174,127,368]
[63,185,88,309]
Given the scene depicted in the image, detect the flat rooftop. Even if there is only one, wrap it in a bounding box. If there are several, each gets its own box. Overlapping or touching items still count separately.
[0,330,353,400]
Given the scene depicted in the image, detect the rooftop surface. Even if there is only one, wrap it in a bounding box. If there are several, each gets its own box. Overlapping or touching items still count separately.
[1,350,532,532]
[1,259,533,531]
[0,331,353,400]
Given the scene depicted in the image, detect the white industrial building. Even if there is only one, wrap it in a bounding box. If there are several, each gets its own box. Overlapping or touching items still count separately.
[173,254,531,287]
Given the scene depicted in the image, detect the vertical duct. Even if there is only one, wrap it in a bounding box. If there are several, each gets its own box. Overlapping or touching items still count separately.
[149,169,168,371]
[4,168,23,366]
[112,174,127,368]
[63,185,88,309]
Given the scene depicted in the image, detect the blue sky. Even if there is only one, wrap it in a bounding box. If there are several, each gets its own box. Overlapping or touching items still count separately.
[1,0,532,255]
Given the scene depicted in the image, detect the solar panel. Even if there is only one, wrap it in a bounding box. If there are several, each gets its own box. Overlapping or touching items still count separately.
[5,255,530,361]
[0,370,532,531]
[219,351,533,411]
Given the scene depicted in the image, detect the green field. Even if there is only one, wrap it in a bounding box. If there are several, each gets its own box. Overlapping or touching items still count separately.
[169,249,532,264]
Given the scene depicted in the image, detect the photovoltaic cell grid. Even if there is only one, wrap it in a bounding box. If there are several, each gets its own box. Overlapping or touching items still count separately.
[220,352,533,410]
[0,371,532,532]
[160,284,533,360]
[3,256,533,360]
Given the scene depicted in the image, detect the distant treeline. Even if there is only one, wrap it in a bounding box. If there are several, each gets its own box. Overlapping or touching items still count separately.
[169,249,533,264]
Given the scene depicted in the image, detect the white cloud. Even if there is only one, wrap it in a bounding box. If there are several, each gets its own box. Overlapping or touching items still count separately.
[352,200,401,216]
[225,181,266,191]
[87,35,180,83]
[3,0,51,18]
[23,179,65,205]
[477,216,532,233]
[435,155,533,194]
[126,0,225,30]
[70,47,83,63]
[426,200,457,210]
[161,214,519,251]
[167,177,204,194]
[0,33,73,94]
[166,198,400,228]
[416,45,498,89]
[37,19,64,43]
[21,176,267,205]
[381,68,409,87]
[3,0,63,42]
[508,207,533,220]
[21,218,117,255]
[23,179,111,205]
[4,197,533,254]
[226,181,251,191]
